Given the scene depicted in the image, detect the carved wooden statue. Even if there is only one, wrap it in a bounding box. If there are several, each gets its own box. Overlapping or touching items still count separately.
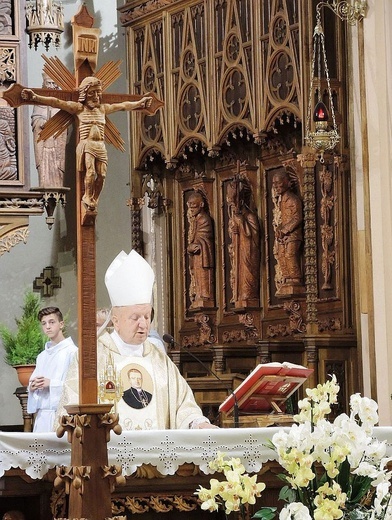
[31,73,67,188]
[22,77,152,210]
[226,176,261,307]
[272,170,304,296]
[186,191,215,308]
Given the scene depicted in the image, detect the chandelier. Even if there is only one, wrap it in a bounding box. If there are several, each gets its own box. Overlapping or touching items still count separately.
[305,1,368,161]
[25,0,64,51]
[304,12,340,162]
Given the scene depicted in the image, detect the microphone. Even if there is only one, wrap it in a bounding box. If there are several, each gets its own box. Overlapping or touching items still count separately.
[162,333,240,428]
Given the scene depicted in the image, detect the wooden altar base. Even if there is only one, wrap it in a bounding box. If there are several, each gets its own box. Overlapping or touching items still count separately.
[0,461,285,519]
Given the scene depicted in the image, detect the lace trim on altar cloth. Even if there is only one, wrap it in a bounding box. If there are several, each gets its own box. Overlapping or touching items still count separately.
[0,426,391,480]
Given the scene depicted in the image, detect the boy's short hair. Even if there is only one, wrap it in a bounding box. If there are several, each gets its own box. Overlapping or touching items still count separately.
[38,306,63,322]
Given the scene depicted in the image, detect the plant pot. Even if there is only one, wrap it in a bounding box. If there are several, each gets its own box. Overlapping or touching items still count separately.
[14,365,35,387]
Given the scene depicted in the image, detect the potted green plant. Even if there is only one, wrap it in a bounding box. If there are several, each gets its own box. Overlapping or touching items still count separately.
[0,290,45,386]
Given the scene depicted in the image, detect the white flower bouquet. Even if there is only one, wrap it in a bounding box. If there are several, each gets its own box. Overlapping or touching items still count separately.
[196,375,392,520]
[268,375,392,520]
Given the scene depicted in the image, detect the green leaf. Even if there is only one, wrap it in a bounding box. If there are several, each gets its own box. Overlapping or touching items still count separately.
[278,485,297,503]
[348,475,372,504]
[0,290,46,365]
[336,459,351,493]
[276,473,290,484]
[252,507,277,519]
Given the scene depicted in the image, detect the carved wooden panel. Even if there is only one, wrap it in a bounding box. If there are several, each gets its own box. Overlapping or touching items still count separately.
[214,0,255,143]
[0,0,30,192]
[122,0,359,403]
[0,0,42,250]
[128,22,166,169]
[260,0,301,131]
[0,40,26,188]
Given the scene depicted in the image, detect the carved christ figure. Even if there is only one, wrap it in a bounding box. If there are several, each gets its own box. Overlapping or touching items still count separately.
[22,76,152,210]
[186,191,215,308]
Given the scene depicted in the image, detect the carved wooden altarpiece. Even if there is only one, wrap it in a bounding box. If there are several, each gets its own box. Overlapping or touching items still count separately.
[120,0,359,419]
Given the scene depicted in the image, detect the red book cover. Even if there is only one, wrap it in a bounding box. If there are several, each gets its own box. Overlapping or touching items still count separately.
[219,362,313,415]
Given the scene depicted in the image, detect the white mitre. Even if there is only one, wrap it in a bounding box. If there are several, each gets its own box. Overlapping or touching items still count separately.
[105,249,155,306]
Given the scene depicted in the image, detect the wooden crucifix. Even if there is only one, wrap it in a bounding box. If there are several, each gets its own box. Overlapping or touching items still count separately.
[2,6,163,407]
[1,6,163,519]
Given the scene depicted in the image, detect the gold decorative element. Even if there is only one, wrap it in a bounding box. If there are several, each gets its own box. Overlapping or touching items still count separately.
[98,353,123,414]
[56,414,91,443]
[101,465,126,492]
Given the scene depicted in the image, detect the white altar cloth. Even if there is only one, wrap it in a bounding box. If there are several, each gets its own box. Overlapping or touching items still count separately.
[0,427,391,480]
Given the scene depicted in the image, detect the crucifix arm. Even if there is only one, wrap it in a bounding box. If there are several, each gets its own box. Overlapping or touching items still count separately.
[21,88,80,115]
[104,95,152,115]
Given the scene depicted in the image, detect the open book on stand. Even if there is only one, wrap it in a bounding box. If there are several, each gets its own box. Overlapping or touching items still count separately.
[219,362,313,417]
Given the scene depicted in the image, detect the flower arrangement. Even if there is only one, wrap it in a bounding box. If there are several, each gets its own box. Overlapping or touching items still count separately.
[196,376,392,520]
[194,452,270,519]
[270,375,392,519]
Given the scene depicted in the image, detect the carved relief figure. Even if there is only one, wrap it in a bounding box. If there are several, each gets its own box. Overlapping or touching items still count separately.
[31,73,67,188]
[0,109,16,181]
[272,170,304,296]
[186,191,215,308]
[21,77,152,210]
[226,176,261,307]
[0,1,12,35]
